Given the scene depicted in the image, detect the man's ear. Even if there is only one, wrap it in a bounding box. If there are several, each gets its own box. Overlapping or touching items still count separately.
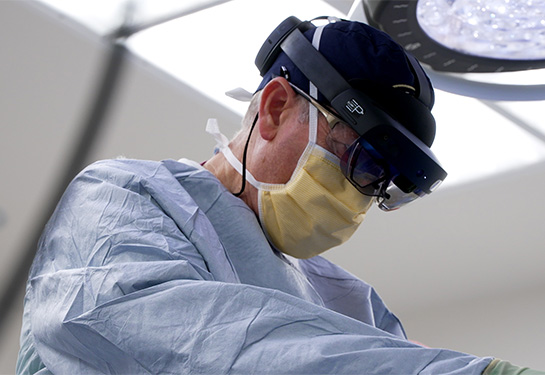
[258,77,297,141]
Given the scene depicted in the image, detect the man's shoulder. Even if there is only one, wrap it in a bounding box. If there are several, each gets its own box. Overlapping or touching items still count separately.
[74,158,203,186]
[81,158,168,176]
[34,157,211,274]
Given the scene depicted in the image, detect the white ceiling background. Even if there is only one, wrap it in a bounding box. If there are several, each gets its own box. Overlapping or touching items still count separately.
[1,0,545,372]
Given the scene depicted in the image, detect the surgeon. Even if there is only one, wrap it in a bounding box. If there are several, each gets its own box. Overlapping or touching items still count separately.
[17,16,544,374]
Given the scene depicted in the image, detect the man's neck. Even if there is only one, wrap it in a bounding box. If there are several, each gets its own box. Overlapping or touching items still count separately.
[204,150,259,216]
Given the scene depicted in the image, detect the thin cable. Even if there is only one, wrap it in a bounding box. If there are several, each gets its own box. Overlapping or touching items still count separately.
[233,114,258,197]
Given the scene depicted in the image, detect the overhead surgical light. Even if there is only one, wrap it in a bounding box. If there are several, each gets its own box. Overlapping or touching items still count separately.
[361,0,545,72]
[417,0,545,68]
[351,0,545,100]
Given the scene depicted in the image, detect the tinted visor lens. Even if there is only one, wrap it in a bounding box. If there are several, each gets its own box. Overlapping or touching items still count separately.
[340,138,432,211]
[340,139,389,197]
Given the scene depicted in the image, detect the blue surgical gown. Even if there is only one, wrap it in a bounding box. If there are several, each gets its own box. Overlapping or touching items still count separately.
[16,158,493,374]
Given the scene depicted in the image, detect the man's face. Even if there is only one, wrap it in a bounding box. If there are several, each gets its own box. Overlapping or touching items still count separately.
[257,99,352,185]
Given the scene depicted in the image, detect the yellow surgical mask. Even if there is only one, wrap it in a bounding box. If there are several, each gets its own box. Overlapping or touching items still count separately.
[256,143,372,258]
[207,96,373,259]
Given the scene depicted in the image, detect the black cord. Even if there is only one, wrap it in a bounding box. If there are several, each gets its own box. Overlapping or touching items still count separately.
[233,113,258,197]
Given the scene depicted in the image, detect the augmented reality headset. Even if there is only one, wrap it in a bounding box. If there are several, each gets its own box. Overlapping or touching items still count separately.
[255,16,447,211]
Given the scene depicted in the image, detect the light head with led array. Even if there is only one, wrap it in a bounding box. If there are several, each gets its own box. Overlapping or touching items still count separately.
[362,0,545,73]
[255,16,447,210]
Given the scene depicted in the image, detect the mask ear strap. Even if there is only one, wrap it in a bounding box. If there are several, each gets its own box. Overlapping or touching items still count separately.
[206,117,261,194]
[233,114,259,196]
[206,118,230,152]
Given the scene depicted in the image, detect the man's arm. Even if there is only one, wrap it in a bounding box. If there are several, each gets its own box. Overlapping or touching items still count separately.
[15,159,500,374]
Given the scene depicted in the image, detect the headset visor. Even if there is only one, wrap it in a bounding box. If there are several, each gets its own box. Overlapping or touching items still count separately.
[340,137,441,211]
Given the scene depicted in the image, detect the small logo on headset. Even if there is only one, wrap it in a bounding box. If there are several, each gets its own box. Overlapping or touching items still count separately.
[346,99,364,116]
